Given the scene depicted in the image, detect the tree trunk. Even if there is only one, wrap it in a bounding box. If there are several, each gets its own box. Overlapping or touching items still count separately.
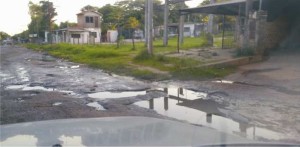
[132,29,135,50]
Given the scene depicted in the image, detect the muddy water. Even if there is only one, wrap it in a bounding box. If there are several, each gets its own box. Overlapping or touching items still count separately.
[134,87,289,142]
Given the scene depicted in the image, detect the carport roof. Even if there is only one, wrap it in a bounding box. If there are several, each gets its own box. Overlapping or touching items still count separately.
[179,0,254,16]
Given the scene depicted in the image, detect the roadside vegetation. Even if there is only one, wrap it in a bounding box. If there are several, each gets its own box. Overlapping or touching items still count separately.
[25,37,235,81]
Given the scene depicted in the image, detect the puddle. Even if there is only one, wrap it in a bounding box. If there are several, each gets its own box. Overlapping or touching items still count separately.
[56,65,80,69]
[5,85,77,96]
[16,67,29,82]
[16,98,24,103]
[53,102,62,106]
[213,80,234,84]
[86,102,106,110]
[134,87,288,142]
[22,86,54,91]
[5,85,27,90]
[88,91,146,99]
[0,72,13,82]
[70,65,80,69]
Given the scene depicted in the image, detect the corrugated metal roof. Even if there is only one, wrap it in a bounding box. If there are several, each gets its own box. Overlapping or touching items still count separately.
[180,0,256,16]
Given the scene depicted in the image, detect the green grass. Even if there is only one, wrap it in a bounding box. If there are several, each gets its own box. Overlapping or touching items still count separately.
[213,36,235,48]
[24,37,235,81]
[171,67,236,80]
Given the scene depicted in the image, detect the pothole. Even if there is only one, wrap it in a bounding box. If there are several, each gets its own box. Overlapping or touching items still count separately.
[132,86,286,142]
[52,102,62,106]
[86,102,106,110]
[5,84,77,96]
[88,91,147,99]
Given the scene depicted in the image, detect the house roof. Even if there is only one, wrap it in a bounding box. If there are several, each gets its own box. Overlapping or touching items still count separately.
[180,0,300,21]
[54,27,86,32]
[77,10,101,16]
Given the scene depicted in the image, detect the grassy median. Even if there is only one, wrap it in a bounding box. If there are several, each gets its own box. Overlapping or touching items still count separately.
[25,37,235,81]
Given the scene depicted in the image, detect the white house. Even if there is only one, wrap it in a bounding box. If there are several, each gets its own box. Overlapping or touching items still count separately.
[157,23,207,38]
[52,10,102,44]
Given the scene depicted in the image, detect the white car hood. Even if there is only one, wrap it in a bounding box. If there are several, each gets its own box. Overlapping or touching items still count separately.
[0,117,254,146]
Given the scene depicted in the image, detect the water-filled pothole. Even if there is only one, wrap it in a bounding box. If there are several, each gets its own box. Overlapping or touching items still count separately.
[5,85,77,96]
[88,91,147,99]
[86,102,106,110]
[134,87,286,141]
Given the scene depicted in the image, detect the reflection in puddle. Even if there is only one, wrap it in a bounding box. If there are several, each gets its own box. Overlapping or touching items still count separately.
[134,87,287,141]
[0,135,38,146]
[59,135,85,146]
[88,91,146,99]
[86,102,106,110]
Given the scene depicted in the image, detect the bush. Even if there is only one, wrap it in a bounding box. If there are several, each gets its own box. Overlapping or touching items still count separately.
[134,50,152,61]
[235,47,255,57]
[201,33,213,47]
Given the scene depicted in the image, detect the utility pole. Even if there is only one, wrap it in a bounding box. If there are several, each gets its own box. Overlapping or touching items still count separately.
[163,0,169,46]
[146,0,153,55]
[144,0,148,46]
[178,2,185,45]
[47,0,52,44]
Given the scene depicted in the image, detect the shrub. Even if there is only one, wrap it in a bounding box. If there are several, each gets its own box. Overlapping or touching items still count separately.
[235,47,255,57]
[134,50,152,61]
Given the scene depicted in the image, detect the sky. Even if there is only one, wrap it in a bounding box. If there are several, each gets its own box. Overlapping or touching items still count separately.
[0,0,204,36]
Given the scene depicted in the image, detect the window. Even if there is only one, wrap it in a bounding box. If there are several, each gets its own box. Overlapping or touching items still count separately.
[71,34,80,38]
[90,32,97,38]
[85,16,94,23]
[184,27,190,32]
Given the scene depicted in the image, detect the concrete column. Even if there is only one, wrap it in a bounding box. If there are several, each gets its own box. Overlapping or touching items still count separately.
[255,11,267,54]
[179,14,185,45]
[144,0,148,46]
[243,0,254,48]
[207,0,216,34]
[163,0,169,46]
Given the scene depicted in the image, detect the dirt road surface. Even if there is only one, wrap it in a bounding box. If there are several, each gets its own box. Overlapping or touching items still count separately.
[1,45,299,143]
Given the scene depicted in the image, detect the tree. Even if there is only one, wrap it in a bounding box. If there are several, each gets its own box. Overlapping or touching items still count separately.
[98,4,124,31]
[58,21,77,29]
[198,0,236,33]
[169,2,188,23]
[125,17,140,50]
[114,0,164,28]
[28,1,57,41]
[13,30,29,41]
[0,31,10,41]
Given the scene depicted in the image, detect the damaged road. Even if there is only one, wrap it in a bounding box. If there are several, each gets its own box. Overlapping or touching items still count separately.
[0,45,166,124]
[1,45,300,144]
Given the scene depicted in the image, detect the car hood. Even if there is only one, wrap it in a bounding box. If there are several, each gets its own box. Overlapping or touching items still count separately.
[1,116,257,146]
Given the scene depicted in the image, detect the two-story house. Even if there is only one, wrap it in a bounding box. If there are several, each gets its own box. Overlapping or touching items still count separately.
[52,10,102,44]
